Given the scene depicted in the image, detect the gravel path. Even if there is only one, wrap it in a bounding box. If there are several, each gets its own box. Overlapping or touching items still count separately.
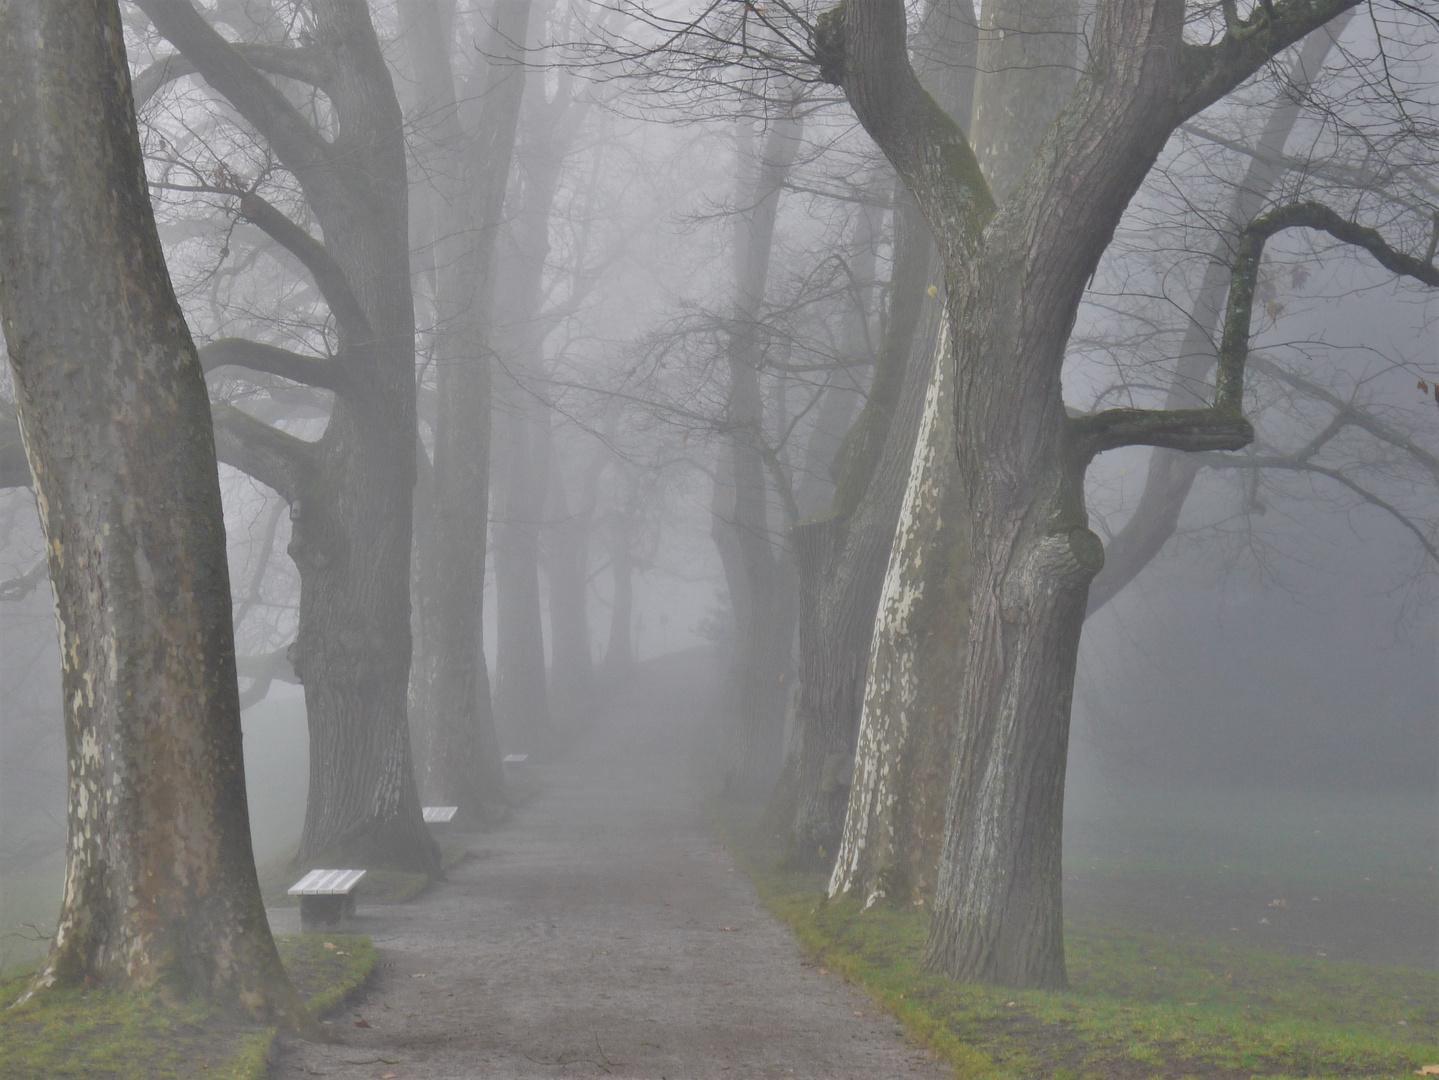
[268,652,949,1079]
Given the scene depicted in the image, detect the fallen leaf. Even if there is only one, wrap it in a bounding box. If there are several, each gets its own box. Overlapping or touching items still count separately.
[354,1019,371,1028]
[383,1074,398,1079]
[410,973,426,978]
[323,942,337,950]
[817,968,829,975]
[720,926,740,932]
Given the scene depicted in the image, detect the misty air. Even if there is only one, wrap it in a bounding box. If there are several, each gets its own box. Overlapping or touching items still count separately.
[0,0,1435,1077]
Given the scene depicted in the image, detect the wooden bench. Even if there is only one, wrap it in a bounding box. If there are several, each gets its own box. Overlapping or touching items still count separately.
[288,869,365,931]
[422,805,458,833]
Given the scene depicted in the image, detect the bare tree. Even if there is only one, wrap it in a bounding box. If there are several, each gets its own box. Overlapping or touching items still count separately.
[0,0,308,1025]
[132,0,437,873]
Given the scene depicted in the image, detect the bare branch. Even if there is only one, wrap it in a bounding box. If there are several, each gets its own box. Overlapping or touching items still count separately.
[200,338,351,395]
[133,1,332,176]
[133,43,331,108]
[1197,453,1439,565]
[210,401,317,505]
[1179,0,1364,122]
[236,192,370,340]
[0,557,46,601]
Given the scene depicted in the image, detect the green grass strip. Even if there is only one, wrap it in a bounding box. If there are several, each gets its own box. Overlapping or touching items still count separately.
[714,806,1439,1080]
[0,932,375,1080]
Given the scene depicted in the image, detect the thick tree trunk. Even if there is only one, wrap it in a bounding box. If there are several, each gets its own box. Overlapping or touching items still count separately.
[0,0,303,1022]
[139,0,438,874]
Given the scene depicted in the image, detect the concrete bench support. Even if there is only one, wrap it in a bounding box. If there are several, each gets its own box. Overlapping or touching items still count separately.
[423,806,458,835]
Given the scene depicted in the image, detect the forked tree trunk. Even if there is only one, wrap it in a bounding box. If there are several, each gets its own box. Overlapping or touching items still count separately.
[777,0,980,868]
[0,0,303,1022]
[830,0,1075,906]
[821,0,1352,988]
[775,185,940,866]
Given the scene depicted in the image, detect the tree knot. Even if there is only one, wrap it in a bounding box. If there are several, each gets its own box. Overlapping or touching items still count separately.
[811,3,847,87]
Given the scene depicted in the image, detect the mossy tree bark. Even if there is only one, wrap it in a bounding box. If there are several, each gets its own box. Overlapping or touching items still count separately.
[136,0,437,874]
[830,0,1074,904]
[819,0,1367,986]
[0,0,307,1024]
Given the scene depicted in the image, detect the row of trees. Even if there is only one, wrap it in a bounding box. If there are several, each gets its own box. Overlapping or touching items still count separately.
[0,0,1434,1026]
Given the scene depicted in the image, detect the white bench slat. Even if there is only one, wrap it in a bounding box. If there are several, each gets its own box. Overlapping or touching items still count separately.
[422,806,458,823]
[502,754,529,764]
[288,868,366,896]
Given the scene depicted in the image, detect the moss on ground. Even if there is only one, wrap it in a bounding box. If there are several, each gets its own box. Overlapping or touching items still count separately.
[0,933,375,1080]
[714,808,1439,1080]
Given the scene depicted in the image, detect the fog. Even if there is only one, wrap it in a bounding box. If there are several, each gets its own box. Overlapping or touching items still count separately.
[0,0,1435,1072]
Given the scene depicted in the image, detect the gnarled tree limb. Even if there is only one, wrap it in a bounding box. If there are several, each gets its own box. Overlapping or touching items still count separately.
[201,338,351,395]
[210,401,318,505]
[236,193,370,340]
[133,43,331,108]
[812,0,994,262]
[134,1,333,179]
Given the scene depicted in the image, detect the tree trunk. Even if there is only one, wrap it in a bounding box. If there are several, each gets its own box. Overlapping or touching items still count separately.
[776,183,942,867]
[138,0,438,874]
[545,445,599,726]
[603,505,636,677]
[829,0,1076,906]
[493,392,555,753]
[715,113,805,798]
[819,0,1354,988]
[403,0,530,821]
[0,0,303,1022]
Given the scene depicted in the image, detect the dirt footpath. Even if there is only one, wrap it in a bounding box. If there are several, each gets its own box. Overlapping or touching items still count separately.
[268,653,949,1079]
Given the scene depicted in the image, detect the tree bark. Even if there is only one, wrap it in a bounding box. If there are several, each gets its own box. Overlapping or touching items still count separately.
[603,501,637,677]
[718,112,805,799]
[545,444,599,726]
[821,0,1358,987]
[137,0,438,873]
[831,0,1069,903]
[403,0,529,821]
[0,0,305,1024]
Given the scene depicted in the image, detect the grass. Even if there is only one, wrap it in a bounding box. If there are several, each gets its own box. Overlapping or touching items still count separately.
[257,838,472,908]
[715,808,1439,1080]
[0,933,376,1080]
[1063,788,1437,905]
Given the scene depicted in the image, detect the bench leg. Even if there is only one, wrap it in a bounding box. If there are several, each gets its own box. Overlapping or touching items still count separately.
[299,895,345,932]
